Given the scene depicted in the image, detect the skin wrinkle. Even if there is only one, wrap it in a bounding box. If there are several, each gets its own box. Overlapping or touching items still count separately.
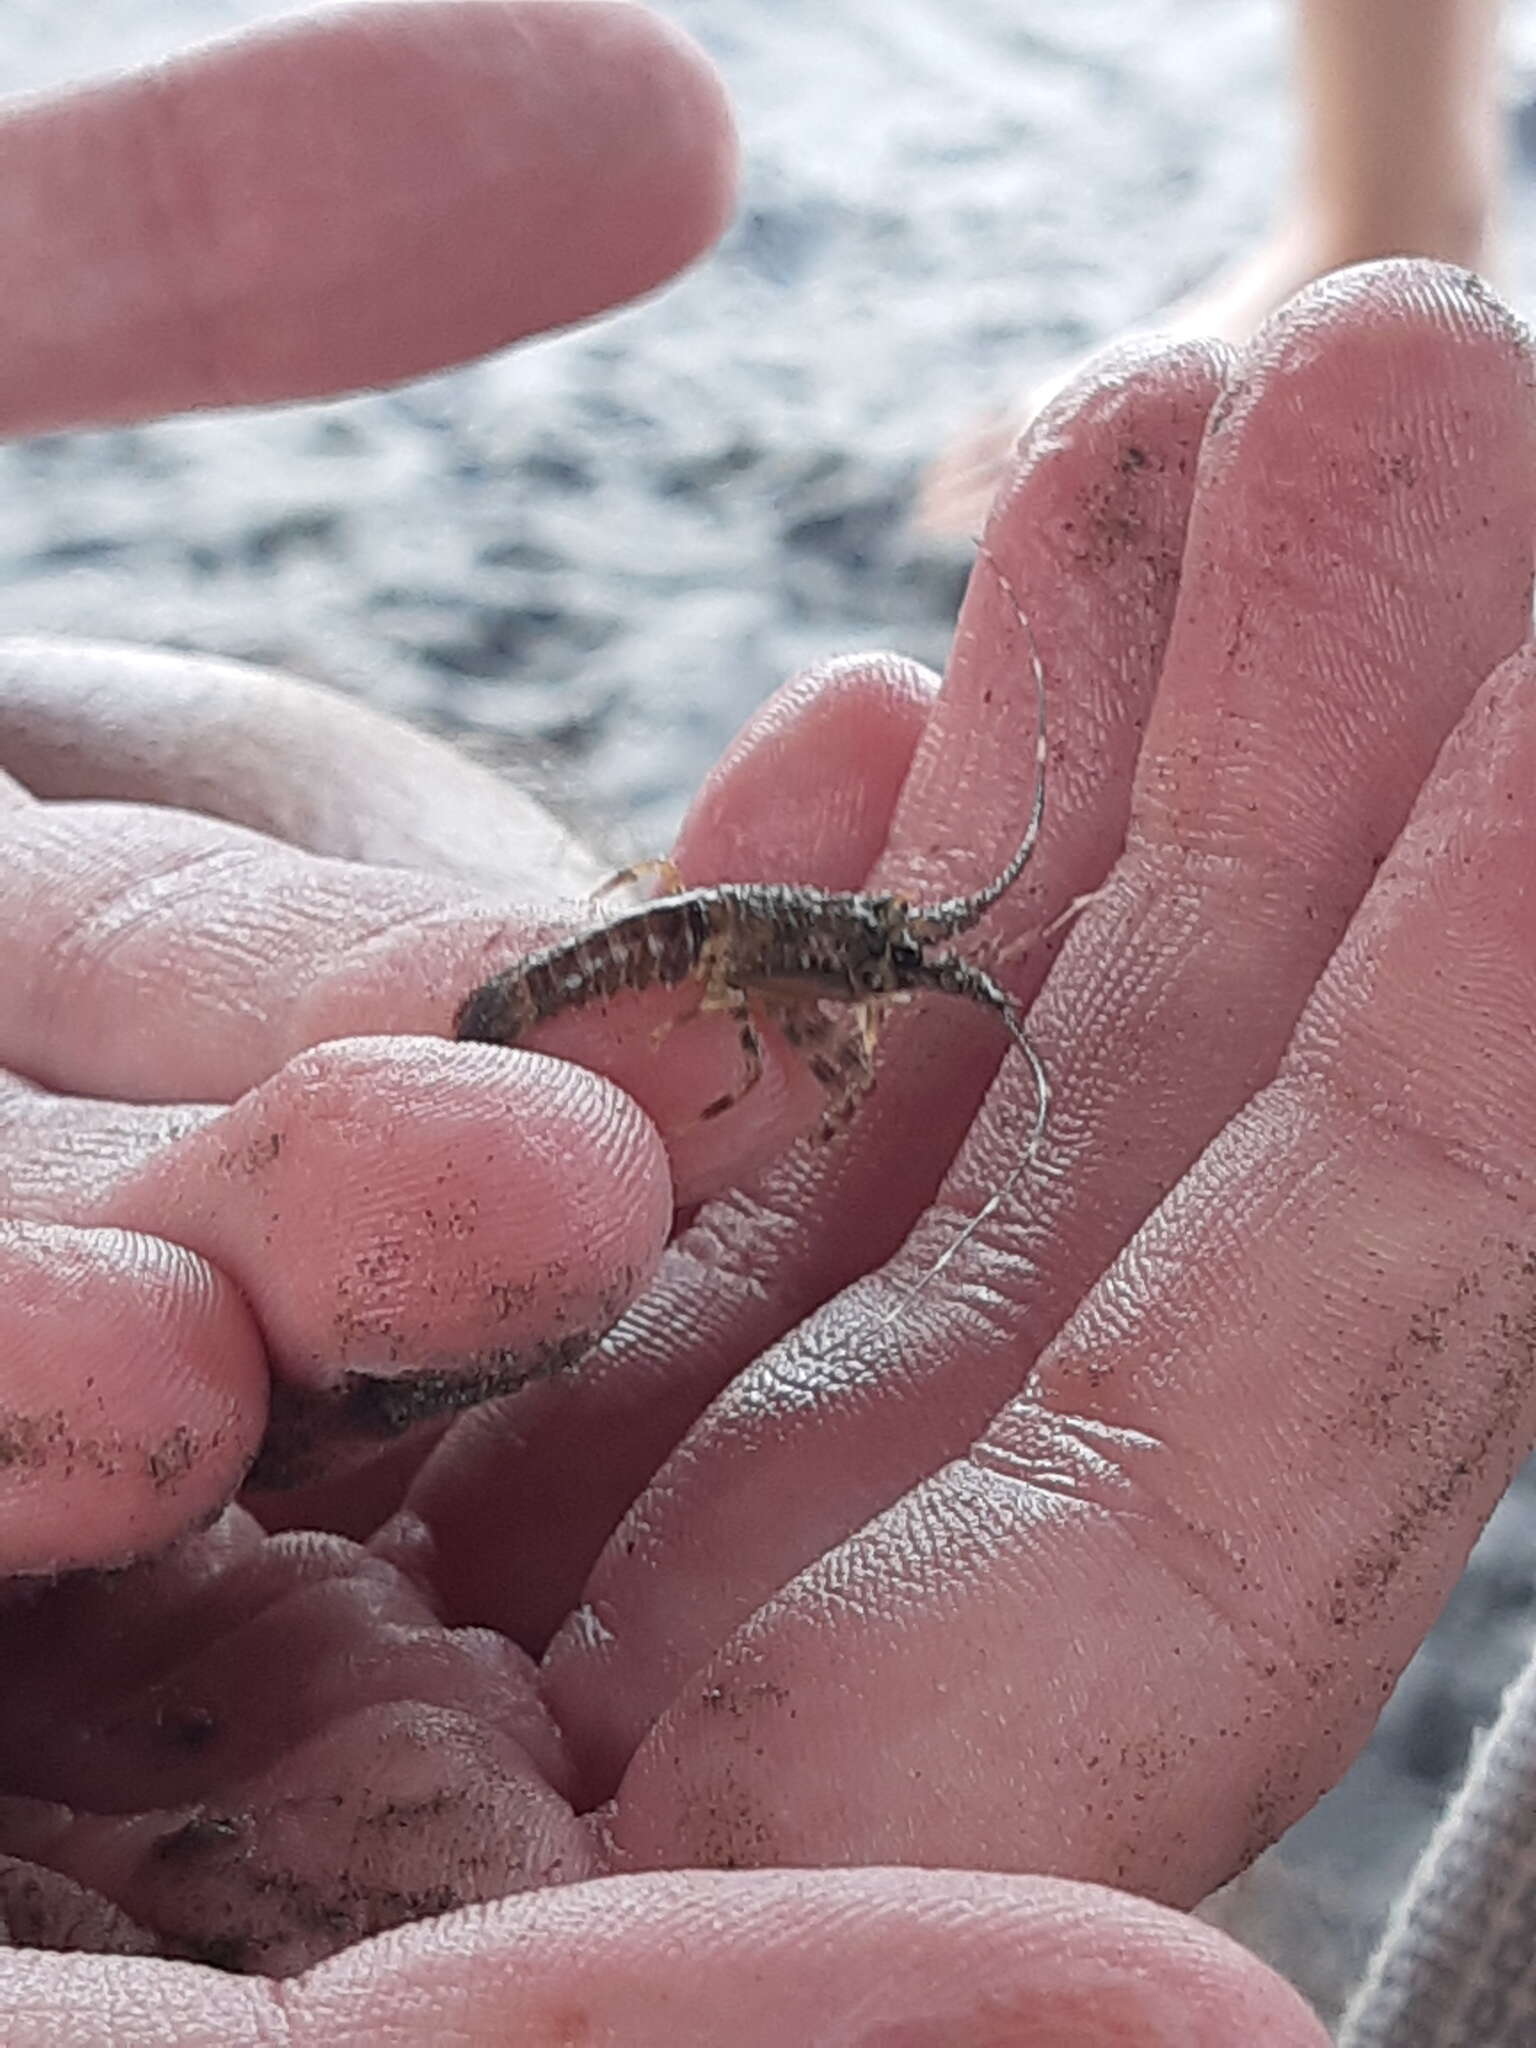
[39,844,287,1043]
[1297,1054,1536,1208]
[1,817,472,1100]
[964,1413,1309,1685]
[1040,1106,1536,1578]
[5,1697,594,1981]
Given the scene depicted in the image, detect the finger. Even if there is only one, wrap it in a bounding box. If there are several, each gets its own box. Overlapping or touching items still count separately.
[298,1870,1326,2047]
[0,638,603,893]
[0,1507,568,1820]
[0,0,735,433]
[0,1871,1328,2046]
[550,261,1536,1785]
[607,638,1536,1902]
[0,1065,640,1504]
[0,1036,672,1487]
[0,1510,591,1973]
[0,1223,265,1575]
[97,1038,673,1482]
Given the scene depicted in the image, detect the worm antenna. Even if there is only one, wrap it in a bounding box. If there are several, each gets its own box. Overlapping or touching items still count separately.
[908,541,1049,941]
[877,976,1049,1326]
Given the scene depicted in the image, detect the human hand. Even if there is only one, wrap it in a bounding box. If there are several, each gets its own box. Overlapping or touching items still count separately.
[0,6,1318,2037]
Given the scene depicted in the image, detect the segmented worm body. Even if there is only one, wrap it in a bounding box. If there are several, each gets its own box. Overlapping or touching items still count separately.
[455,876,1038,1121]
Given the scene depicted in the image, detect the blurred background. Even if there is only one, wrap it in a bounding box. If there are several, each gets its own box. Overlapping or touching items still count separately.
[7,0,1536,2025]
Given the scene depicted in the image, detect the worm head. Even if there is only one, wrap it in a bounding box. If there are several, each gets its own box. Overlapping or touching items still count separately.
[834,898,929,996]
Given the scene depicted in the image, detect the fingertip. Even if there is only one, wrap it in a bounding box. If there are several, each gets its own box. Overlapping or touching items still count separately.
[1204,258,1533,460]
[673,653,939,890]
[0,1222,266,1575]
[1275,255,1528,356]
[108,1037,674,1479]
